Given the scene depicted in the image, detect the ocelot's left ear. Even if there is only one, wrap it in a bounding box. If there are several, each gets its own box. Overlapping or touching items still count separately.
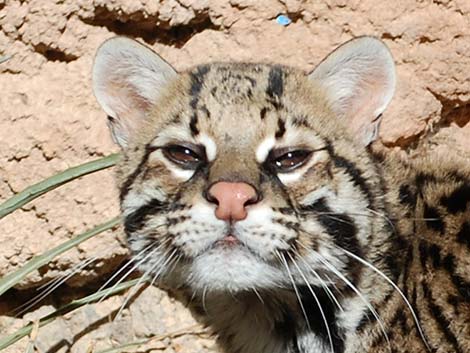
[308,36,396,146]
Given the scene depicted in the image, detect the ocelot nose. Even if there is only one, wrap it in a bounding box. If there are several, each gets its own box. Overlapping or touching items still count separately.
[207,182,259,222]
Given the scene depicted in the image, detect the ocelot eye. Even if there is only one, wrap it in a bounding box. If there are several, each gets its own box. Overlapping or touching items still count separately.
[267,149,312,173]
[162,144,205,169]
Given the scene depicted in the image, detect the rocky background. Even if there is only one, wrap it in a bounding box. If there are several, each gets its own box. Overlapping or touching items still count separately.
[0,0,469,352]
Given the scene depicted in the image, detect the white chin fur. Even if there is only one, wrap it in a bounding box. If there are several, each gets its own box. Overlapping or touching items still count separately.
[187,246,284,292]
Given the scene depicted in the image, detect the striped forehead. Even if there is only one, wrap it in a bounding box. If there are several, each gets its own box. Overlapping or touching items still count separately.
[150,63,317,165]
[164,65,289,137]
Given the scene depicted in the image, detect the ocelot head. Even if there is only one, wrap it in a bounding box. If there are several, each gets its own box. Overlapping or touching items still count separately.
[92,36,395,295]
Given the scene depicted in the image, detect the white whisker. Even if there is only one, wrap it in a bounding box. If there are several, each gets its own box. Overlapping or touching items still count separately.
[339,247,431,351]
[292,247,344,313]
[252,286,265,305]
[287,252,334,353]
[296,240,391,353]
[96,241,157,298]
[114,247,178,320]
[14,255,100,316]
[276,251,311,331]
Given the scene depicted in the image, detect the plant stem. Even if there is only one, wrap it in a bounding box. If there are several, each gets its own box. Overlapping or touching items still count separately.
[0,278,144,350]
[0,217,121,296]
[0,153,120,219]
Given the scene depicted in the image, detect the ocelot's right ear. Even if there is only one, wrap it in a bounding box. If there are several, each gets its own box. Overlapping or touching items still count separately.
[92,36,177,148]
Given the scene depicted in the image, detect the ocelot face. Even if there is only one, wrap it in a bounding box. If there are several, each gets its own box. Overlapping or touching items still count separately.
[92,36,395,295]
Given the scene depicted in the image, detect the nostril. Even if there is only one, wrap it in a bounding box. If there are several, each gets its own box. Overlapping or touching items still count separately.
[204,189,219,205]
[244,193,260,207]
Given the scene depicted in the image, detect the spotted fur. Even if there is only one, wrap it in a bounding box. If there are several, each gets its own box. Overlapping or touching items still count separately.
[92,36,470,353]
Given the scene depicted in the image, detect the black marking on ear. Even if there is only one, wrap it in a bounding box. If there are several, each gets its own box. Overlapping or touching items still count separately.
[124,198,166,234]
[422,281,464,353]
[441,184,470,214]
[275,119,286,139]
[457,221,470,248]
[423,204,445,233]
[189,113,199,136]
[189,65,210,109]
[325,141,374,209]
[120,144,159,202]
[260,107,268,120]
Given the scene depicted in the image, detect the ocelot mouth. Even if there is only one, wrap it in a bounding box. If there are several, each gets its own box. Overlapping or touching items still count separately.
[214,234,241,248]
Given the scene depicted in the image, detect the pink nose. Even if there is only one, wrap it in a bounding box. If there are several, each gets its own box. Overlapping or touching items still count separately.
[208,182,258,221]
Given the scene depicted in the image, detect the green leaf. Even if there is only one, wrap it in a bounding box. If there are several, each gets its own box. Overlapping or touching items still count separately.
[0,153,121,219]
[0,278,145,350]
[0,217,121,297]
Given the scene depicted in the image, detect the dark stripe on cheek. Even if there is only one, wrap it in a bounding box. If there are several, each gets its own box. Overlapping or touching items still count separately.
[300,197,329,213]
[319,211,358,255]
[124,198,166,234]
[300,197,361,256]
[266,66,284,99]
[120,144,157,202]
[325,142,374,209]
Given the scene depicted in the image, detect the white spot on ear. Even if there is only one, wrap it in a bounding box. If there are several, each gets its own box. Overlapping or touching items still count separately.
[197,134,217,161]
[256,136,275,163]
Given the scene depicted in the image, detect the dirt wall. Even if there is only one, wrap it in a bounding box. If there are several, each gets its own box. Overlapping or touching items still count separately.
[0,0,469,352]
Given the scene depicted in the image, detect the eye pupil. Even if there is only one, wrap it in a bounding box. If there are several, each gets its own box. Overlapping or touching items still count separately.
[270,149,311,172]
[163,144,204,169]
